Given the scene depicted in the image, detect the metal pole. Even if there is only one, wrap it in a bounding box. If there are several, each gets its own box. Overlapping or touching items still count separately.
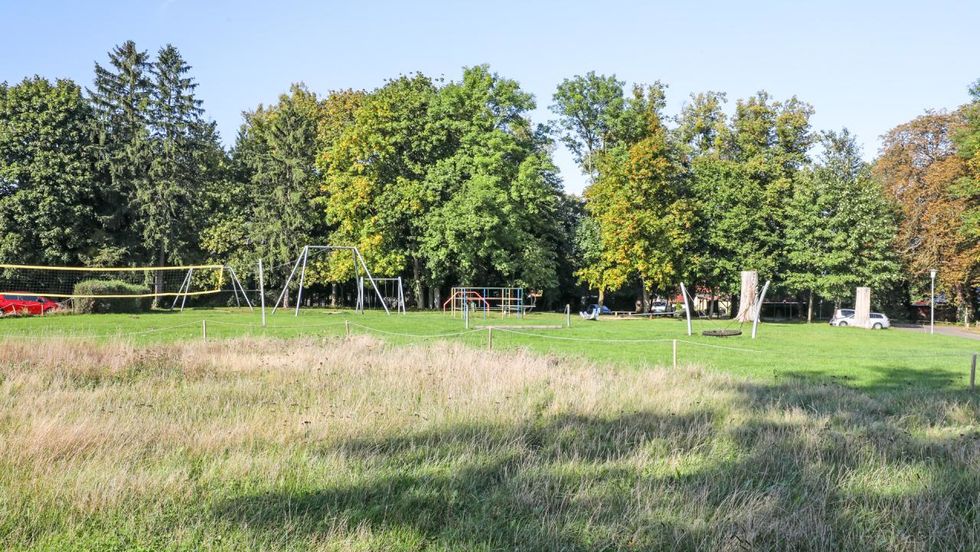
[294,246,309,317]
[672,339,677,369]
[751,280,771,339]
[354,247,390,315]
[258,259,266,327]
[228,267,253,310]
[565,304,571,328]
[398,276,405,314]
[271,250,304,315]
[680,282,692,336]
[171,269,192,310]
[464,300,469,329]
[930,270,936,335]
[487,326,493,351]
[202,319,207,342]
[179,268,194,312]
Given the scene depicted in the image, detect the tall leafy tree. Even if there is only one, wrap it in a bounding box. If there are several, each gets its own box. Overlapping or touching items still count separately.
[420,66,566,294]
[0,77,105,265]
[322,74,442,305]
[952,80,980,266]
[551,72,642,183]
[877,111,977,324]
[554,76,703,308]
[784,130,901,319]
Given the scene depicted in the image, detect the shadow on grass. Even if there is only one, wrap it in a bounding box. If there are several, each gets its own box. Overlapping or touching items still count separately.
[213,385,979,551]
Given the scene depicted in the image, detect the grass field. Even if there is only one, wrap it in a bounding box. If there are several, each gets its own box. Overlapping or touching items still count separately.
[1,307,977,390]
[0,333,977,551]
[1,309,978,550]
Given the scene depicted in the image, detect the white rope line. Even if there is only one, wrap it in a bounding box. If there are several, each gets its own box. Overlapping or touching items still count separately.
[493,328,676,344]
[493,328,760,352]
[348,323,483,339]
[0,321,202,340]
[204,319,347,330]
[674,339,758,352]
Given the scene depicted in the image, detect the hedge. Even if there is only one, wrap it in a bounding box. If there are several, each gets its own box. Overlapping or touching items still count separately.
[72,280,153,314]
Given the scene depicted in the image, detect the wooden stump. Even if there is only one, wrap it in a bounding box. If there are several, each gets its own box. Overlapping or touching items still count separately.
[737,271,758,322]
[854,287,871,328]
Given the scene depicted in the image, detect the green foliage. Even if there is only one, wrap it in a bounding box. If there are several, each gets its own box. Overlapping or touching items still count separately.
[324,66,570,303]
[784,130,901,303]
[71,279,151,313]
[0,77,105,265]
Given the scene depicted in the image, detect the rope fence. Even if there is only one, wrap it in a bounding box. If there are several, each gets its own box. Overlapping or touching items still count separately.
[0,317,977,387]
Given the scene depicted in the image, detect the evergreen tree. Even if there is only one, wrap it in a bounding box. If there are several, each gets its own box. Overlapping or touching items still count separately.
[87,40,153,262]
[144,44,217,272]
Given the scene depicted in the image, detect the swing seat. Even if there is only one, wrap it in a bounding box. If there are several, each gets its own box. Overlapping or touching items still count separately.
[702,329,742,337]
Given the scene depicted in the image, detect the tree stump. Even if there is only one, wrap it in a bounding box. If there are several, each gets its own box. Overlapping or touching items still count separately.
[736,270,758,322]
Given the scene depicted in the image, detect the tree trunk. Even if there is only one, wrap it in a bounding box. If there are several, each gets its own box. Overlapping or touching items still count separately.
[412,257,424,309]
[807,290,814,323]
[640,281,650,313]
[598,288,605,307]
[956,284,973,327]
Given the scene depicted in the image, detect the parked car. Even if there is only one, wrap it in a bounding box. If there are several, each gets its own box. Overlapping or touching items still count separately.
[829,308,855,326]
[0,294,60,316]
[830,308,890,329]
[651,300,670,314]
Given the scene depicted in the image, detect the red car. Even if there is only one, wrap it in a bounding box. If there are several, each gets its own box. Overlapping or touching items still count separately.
[0,293,60,315]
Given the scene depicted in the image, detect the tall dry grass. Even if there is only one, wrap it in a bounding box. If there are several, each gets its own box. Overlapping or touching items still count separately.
[0,335,977,551]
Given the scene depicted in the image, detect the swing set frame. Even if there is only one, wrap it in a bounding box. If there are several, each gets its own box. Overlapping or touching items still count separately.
[271,245,390,316]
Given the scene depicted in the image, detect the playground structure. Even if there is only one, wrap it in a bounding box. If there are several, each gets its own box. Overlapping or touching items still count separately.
[443,287,537,318]
[272,245,390,316]
[357,276,406,314]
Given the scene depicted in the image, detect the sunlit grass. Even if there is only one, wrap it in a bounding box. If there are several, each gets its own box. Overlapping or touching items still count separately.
[0,336,976,551]
[1,307,977,390]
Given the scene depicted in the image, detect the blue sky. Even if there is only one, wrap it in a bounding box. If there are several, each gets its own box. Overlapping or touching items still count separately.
[2,0,978,194]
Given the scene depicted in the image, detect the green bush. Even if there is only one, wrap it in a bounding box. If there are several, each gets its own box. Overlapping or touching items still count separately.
[72,280,153,314]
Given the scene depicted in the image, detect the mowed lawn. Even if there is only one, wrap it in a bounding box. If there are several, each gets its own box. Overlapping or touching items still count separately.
[1,307,977,390]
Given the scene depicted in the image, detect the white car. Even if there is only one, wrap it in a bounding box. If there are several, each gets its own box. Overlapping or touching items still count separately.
[830,308,890,329]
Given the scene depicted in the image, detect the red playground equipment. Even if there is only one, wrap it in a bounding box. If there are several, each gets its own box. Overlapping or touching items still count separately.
[443,286,537,318]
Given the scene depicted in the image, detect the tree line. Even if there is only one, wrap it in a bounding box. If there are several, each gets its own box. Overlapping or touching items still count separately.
[1,41,977,320]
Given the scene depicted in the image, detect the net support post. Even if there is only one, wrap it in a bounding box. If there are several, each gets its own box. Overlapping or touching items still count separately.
[294,246,309,317]
[258,259,266,327]
[680,283,693,336]
[751,280,771,339]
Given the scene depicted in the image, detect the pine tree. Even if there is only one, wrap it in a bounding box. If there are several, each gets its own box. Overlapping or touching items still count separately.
[87,40,153,263]
[144,45,210,266]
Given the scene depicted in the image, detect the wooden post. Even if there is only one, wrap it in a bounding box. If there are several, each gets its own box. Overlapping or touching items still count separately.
[737,271,758,322]
[855,287,871,329]
[258,259,266,327]
[202,319,207,342]
[971,353,976,391]
[672,339,677,369]
[487,327,493,351]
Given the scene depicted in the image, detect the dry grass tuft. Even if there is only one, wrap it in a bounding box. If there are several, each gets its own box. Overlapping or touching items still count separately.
[0,335,977,551]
